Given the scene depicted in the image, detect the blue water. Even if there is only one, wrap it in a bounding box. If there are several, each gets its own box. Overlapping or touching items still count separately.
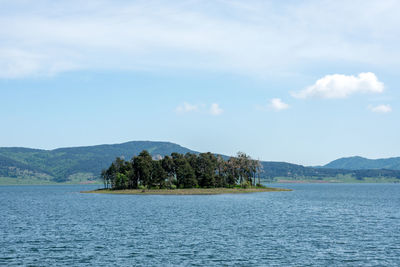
[1,184,400,266]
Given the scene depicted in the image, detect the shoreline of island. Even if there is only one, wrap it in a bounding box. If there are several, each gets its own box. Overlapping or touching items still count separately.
[81,186,291,195]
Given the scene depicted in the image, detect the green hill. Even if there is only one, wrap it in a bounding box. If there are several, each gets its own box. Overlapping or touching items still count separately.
[261,161,400,181]
[0,141,195,183]
[1,141,400,184]
[324,156,400,170]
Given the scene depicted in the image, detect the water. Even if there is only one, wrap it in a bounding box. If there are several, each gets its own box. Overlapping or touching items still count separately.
[1,184,400,266]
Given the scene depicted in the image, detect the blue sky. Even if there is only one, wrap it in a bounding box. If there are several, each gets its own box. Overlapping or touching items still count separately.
[1,0,399,166]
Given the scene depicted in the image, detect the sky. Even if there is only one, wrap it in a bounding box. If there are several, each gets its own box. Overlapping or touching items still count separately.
[1,0,399,166]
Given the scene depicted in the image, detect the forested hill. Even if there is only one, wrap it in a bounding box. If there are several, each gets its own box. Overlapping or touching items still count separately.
[1,141,400,184]
[324,156,400,170]
[260,161,400,181]
[0,141,195,182]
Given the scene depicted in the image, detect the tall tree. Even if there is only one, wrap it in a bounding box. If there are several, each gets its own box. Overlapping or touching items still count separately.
[161,155,175,188]
[106,162,117,188]
[197,152,217,187]
[101,169,107,189]
[105,150,262,190]
[151,160,167,188]
[236,152,251,186]
[132,150,153,188]
[172,153,194,188]
[216,155,226,187]
[176,161,197,188]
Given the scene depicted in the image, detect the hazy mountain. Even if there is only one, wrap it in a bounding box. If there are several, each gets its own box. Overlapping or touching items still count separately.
[324,156,400,170]
[260,161,400,181]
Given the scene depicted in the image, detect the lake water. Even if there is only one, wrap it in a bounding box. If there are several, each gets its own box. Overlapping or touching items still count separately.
[1,184,399,266]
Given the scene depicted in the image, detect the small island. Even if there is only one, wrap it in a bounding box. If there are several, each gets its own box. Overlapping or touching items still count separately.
[83,150,290,195]
[84,186,289,195]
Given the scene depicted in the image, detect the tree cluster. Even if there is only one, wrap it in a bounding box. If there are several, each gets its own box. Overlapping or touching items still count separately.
[101,150,263,189]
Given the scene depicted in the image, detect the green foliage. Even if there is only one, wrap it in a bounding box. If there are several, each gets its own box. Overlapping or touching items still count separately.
[241,180,251,189]
[151,160,167,188]
[1,141,400,185]
[104,150,263,190]
[177,162,197,188]
[0,141,195,183]
[133,150,153,188]
[196,153,217,187]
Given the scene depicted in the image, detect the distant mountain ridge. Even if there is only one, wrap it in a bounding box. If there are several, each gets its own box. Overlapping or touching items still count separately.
[0,141,400,183]
[0,141,195,182]
[324,156,400,170]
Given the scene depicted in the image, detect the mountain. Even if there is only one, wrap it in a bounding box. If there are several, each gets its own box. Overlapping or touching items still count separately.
[0,141,195,182]
[324,156,400,170]
[261,161,400,181]
[1,141,400,184]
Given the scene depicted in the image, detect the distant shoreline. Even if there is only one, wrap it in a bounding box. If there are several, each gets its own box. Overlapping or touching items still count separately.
[1,180,399,186]
[81,187,291,195]
[275,179,400,184]
[277,180,337,183]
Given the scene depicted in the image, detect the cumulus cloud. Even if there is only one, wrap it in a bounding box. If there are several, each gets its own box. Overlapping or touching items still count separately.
[292,72,384,99]
[269,98,289,111]
[175,102,198,113]
[209,103,223,116]
[369,104,392,113]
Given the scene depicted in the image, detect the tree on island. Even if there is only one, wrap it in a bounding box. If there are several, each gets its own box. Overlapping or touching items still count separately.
[101,150,263,190]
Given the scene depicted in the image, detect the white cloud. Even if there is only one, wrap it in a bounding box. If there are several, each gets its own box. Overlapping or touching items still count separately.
[292,72,384,99]
[1,1,400,78]
[209,103,223,116]
[369,104,392,113]
[176,102,223,115]
[175,102,198,113]
[269,98,289,111]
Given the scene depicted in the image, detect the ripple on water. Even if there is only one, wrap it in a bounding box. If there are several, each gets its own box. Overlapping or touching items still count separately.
[0,184,400,266]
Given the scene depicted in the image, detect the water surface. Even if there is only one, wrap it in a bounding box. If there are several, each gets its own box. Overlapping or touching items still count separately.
[1,184,399,266]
